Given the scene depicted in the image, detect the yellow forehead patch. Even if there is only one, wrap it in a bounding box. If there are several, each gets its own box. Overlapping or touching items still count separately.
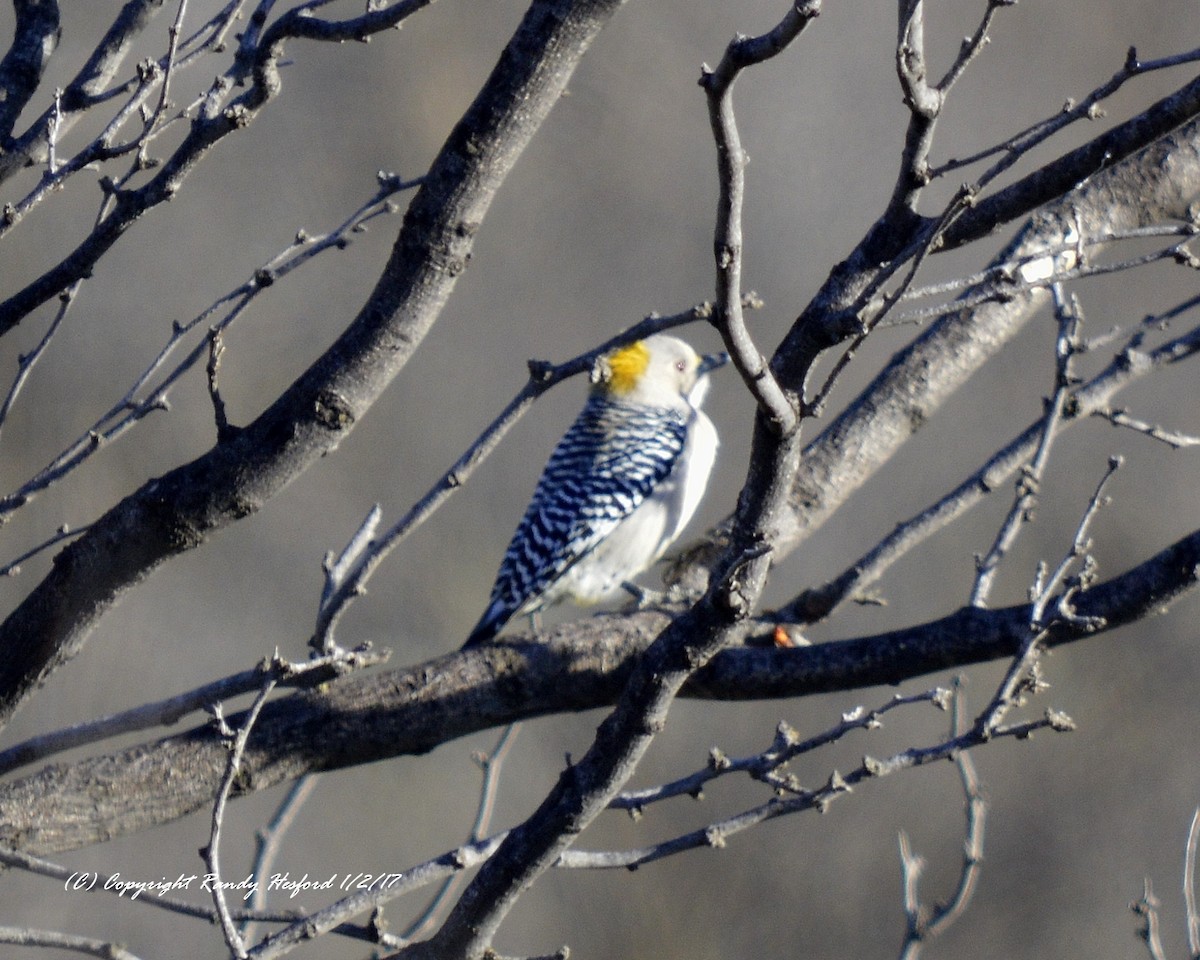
[601,340,650,395]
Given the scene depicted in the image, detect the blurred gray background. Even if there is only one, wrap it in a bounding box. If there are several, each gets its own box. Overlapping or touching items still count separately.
[2,1,1200,958]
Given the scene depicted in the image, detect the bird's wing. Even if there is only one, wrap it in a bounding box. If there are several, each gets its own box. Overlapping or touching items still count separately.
[465,401,686,645]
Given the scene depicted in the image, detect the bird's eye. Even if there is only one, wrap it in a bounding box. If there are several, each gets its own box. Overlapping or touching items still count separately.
[675,360,686,372]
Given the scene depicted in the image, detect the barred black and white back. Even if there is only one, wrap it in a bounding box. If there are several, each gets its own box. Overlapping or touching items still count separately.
[463,335,724,648]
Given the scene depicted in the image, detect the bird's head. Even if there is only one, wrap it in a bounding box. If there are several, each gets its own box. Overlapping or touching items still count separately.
[591,334,728,409]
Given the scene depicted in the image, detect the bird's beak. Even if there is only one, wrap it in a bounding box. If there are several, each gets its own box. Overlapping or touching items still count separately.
[698,351,730,377]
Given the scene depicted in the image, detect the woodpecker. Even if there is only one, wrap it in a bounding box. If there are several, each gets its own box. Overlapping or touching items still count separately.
[463,334,727,648]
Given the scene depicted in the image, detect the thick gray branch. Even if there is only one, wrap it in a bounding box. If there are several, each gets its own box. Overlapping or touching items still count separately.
[0,0,165,181]
[0,0,433,335]
[0,0,629,727]
[761,111,1200,570]
[944,70,1200,251]
[0,0,61,142]
[2,525,1196,857]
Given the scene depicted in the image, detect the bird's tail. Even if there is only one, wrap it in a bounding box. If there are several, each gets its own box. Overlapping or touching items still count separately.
[462,601,506,649]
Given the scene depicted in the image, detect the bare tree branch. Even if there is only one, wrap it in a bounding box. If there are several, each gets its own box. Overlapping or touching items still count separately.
[780,294,1200,625]
[699,0,819,433]
[932,46,1200,181]
[610,689,948,813]
[0,0,434,334]
[204,671,278,960]
[0,0,61,142]
[397,723,521,946]
[236,684,1019,954]
[239,773,321,944]
[555,701,1059,874]
[1134,879,1168,960]
[0,923,145,960]
[0,647,384,777]
[2,522,1196,859]
[748,110,1200,590]
[1,0,179,181]
[1187,809,1200,956]
[0,172,410,527]
[2,4,1200,957]
[969,283,1082,608]
[896,691,987,960]
[943,70,1200,251]
[0,0,632,728]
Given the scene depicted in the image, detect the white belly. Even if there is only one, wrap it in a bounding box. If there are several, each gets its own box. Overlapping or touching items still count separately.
[541,409,718,607]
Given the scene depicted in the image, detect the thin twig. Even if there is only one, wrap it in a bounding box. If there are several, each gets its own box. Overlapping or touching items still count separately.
[0,0,434,338]
[0,174,414,526]
[559,707,1067,872]
[246,836,508,960]
[889,0,1014,213]
[970,283,1081,608]
[0,647,386,776]
[698,0,818,433]
[201,647,379,955]
[935,0,1013,94]
[398,723,522,945]
[888,223,1200,327]
[0,0,238,187]
[176,0,247,63]
[206,328,234,442]
[0,924,145,960]
[240,773,322,943]
[1186,808,1200,956]
[610,688,949,813]
[0,283,78,442]
[930,45,1200,181]
[1096,407,1200,449]
[971,456,1118,739]
[205,669,281,959]
[249,678,1058,956]
[1029,456,1120,631]
[1,65,167,240]
[898,830,926,950]
[1133,879,1168,960]
[777,297,1200,626]
[807,185,976,417]
[896,682,987,960]
[0,523,90,579]
[150,0,189,131]
[312,504,383,654]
